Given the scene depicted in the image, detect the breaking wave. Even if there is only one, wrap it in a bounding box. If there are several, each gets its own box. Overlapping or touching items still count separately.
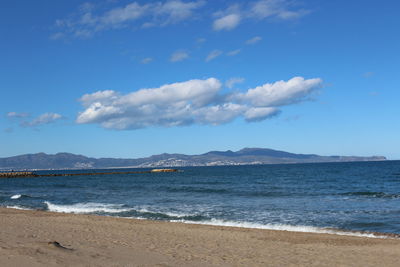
[174,219,396,239]
[43,202,208,221]
[44,202,134,214]
[40,202,396,239]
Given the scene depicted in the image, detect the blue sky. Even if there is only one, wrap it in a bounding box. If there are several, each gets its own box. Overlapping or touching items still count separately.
[1,0,399,159]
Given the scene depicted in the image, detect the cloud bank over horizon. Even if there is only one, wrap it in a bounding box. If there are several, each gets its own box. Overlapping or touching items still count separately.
[76,76,322,130]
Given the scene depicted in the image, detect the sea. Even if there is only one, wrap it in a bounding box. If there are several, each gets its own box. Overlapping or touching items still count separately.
[1,160,400,237]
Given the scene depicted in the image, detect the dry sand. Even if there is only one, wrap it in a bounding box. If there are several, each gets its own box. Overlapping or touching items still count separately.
[0,207,399,267]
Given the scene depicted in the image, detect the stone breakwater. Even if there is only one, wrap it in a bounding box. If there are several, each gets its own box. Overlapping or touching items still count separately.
[0,171,34,178]
[0,169,179,178]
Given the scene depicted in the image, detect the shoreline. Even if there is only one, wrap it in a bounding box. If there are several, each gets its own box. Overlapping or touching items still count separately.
[4,205,400,239]
[1,207,400,266]
[5,205,400,239]
[176,220,400,239]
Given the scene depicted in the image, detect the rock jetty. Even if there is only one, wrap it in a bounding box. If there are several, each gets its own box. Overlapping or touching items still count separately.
[0,169,180,178]
[0,171,35,178]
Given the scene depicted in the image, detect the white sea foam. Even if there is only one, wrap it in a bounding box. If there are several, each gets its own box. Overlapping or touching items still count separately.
[171,219,391,239]
[44,201,133,214]
[10,194,22,199]
[163,211,196,218]
[6,205,32,210]
[39,202,396,239]
[135,207,196,218]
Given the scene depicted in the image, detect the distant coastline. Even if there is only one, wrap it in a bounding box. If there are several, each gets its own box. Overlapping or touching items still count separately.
[0,147,386,171]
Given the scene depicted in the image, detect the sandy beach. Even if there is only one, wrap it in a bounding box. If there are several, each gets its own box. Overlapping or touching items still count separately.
[0,208,399,266]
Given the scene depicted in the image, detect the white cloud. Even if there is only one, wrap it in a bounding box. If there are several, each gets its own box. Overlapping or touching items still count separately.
[226,49,241,56]
[249,0,283,19]
[6,112,30,118]
[77,78,222,129]
[193,103,246,125]
[213,14,241,31]
[153,0,205,25]
[99,2,149,28]
[236,77,322,107]
[212,0,309,31]
[53,0,205,38]
[249,0,309,20]
[205,50,222,62]
[54,1,310,39]
[244,107,280,121]
[141,57,153,64]
[246,36,262,44]
[76,76,322,130]
[225,77,245,89]
[170,50,189,62]
[80,90,119,107]
[21,113,63,127]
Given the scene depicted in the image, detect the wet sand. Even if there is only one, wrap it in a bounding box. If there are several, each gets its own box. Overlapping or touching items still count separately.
[1,207,399,266]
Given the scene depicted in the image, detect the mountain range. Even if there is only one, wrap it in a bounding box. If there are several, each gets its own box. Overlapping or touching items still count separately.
[0,148,386,170]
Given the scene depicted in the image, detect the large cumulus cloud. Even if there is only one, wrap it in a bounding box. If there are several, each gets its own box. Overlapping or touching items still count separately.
[76,76,322,130]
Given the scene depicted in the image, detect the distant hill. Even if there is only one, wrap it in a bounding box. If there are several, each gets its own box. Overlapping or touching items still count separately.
[0,148,386,170]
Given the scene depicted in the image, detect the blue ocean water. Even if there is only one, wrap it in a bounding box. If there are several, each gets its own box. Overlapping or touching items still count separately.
[1,161,400,236]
